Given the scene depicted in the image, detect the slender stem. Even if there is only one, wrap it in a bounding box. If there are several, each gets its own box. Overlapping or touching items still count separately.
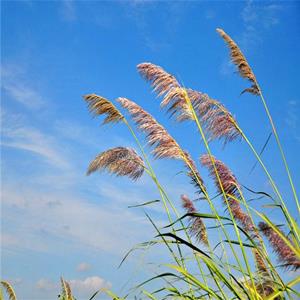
[239,128,300,243]
[182,91,258,297]
[122,118,209,294]
[256,86,299,214]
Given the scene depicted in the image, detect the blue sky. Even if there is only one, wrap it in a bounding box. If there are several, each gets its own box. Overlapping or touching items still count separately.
[1,1,300,299]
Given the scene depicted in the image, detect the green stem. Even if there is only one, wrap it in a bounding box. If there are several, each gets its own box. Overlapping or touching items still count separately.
[256,87,299,214]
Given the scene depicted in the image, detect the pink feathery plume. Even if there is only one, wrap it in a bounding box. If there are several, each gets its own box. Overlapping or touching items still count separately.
[117,97,205,193]
[181,194,208,245]
[137,62,241,143]
[188,89,241,143]
[259,222,300,270]
[87,147,145,180]
[137,63,180,97]
[216,28,259,96]
[201,154,254,232]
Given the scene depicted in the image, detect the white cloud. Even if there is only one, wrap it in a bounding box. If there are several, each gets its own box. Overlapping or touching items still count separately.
[77,262,91,272]
[240,0,282,49]
[1,111,70,169]
[36,276,111,297]
[70,276,111,294]
[36,278,57,290]
[1,64,45,109]
[2,182,155,256]
[220,1,282,76]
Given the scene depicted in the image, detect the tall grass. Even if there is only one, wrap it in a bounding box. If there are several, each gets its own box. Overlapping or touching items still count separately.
[2,28,299,300]
[82,28,299,300]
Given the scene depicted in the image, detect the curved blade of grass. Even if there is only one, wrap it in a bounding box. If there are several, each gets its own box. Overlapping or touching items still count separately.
[213,240,255,251]
[241,185,274,200]
[128,200,160,208]
[160,233,248,299]
[134,273,184,290]
[142,290,158,300]
[157,232,210,258]
[118,240,157,268]
[165,264,224,300]
[248,132,272,174]
[163,212,231,229]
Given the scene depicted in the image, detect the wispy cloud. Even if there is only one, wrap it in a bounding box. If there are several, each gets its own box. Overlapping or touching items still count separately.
[2,111,70,169]
[60,0,76,22]
[77,262,91,272]
[220,1,282,76]
[123,1,188,52]
[2,182,155,256]
[36,276,111,296]
[36,278,57,291]
[70,276,111,295]
[240,0,282,49]
[205,9,216,20]
[1,64,45,109]
[285,100,300,142]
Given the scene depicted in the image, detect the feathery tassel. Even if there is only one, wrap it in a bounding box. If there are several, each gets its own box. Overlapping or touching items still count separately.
[201,154,254,232]
[60,277,73,300]
[216,28,259,95]
[254,249,269,275]
[1,281,17,300]
[83,94,124,124]
[117,97,205,193]
[137,63,180,97]
[188,89,241,142]
[181,194,208,245]
[87,147,145,180]
[259,222,300,270]
[253,249,276,298]
[138,62,241,142]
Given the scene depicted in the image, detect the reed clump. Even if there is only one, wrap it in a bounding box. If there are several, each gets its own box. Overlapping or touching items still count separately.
[82,27,299,300]
[2,27,299,300]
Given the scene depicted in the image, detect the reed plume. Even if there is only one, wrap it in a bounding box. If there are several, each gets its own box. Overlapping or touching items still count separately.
[201,154,254,232]
[254,249,268,275]
[83,94,124,124]
[259,222,300,270]
[117,97,205,193]
[137,63,180,97]
[137,63,192,121]
[138,62,241,142]
[117,97,181,159]
[87,147,145,180]
[162,88,240,142]
[1,281,17,300]
[184,151,206,194]
[252,249,278,298]
[256,282,277,299]
[181,194,208,245]
[187,89,241,142]
[216,28,259,95]
[60,277,73,300]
